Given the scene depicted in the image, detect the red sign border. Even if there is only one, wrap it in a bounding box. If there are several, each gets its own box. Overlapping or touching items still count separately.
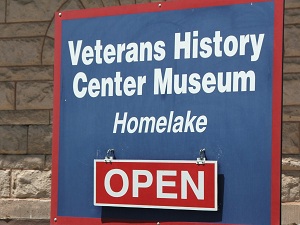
[52,0,284,224]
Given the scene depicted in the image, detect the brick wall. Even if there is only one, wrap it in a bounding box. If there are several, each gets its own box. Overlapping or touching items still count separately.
[282,0,300,224]
[0,0,299,225]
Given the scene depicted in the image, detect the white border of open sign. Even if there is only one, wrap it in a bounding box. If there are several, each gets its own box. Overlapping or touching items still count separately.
[94,160,218,211]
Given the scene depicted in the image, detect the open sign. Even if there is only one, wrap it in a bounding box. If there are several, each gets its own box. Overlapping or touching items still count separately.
[94,160,218,211]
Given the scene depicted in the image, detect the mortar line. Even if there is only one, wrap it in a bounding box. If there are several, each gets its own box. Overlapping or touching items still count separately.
[4,0,7,23]
[14,81,16,110]
[78,0,85,9]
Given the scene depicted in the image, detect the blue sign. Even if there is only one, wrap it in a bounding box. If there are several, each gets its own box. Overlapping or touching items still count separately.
[52,0,283,224]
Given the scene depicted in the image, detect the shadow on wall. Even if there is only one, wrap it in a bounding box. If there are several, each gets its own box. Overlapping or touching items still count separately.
[101,175,224,223]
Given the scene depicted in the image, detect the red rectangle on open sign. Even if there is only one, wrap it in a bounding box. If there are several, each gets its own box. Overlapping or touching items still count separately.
[94,160,218,211]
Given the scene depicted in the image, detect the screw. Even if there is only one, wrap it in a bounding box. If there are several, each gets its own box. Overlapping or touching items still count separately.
[54,218,57,222]
[58,12,62,17]
[158,4,161,7]
[157,222,160,225]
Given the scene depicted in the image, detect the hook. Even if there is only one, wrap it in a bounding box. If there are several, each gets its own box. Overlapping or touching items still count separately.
[104,149,115,163]
[196,148,206,164]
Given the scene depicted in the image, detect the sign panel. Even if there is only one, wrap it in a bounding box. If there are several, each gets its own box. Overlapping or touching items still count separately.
[52,0,283,224]
[94,160,218,211]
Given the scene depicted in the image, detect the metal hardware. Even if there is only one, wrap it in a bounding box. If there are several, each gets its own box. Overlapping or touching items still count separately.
[196,148,206,164]
[104,149,115,163]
